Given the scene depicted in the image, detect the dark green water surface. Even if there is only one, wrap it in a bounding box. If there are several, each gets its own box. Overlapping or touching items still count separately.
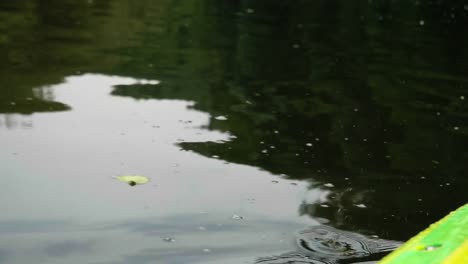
[1,1,467,263]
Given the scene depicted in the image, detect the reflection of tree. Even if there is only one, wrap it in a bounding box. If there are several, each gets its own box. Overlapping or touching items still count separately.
[1,0,467,241]
[110,0,468,241]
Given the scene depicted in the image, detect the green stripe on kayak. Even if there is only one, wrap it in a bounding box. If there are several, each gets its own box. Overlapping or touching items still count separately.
[379,204,468,264]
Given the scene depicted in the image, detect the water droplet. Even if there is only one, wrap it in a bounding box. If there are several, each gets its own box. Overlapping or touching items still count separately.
[422,244,442,251]
[163,237,176,242]
[231,214,243,220]
[214,116,227,121]
[419,20,425,26]
[355,204,367,208]
[306,143,313,147]
[323,183,334,188]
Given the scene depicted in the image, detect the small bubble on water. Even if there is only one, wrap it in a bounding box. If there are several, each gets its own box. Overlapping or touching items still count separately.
[353,108,359,112]
[163,237,176,243]
[202,248,212,253]
[323,183,334,188]
[460,96,465,100]
[436,112,441,116]
[270,146,276,149]
[344,137,349,141]
[292,44,300,49]
[453,126,459,130]
[198,226,207,231]
[231,214,243,220]
[274,130,279,134]
[355,204,367,208]
[363,138,368,142]
[320,204,329,208]
[214,116,228,121]
[246,8,254,13]
[306,143,313,147]
[315,138,320,141]
[261,149,268,153]
[464,5,468,11]
[212,155,220,159]
[419,20,425,26]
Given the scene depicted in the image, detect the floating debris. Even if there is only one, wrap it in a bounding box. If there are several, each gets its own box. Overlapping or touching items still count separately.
[162,237,176,243]
[116,175,150,186]
[214,116,228,121]
[231,214,243,220]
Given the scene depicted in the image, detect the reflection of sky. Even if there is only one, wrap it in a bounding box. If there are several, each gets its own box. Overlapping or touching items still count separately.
[0,74,324,263]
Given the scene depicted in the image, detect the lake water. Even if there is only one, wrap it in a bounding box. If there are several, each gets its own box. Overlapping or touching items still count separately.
[0,1,467,263]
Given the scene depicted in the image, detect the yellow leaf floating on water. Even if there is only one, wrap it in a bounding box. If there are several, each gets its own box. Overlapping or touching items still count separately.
[116,175,150,186]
